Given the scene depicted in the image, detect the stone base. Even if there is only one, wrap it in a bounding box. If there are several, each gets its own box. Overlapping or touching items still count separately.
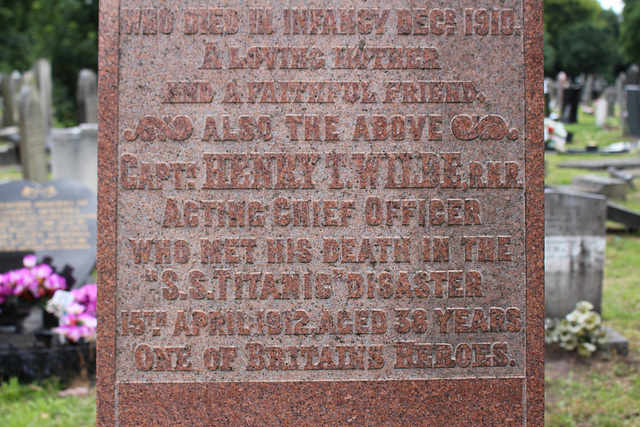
[571,175,628,200]
[601,327,629,356]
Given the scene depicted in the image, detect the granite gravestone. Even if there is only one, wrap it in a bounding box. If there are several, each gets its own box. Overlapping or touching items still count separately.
[545,189,606,318]
[0,180,97,288]
[627,65,640,137]
[98,1,544,425]
[77,69,98,124]
[18,85,48,183]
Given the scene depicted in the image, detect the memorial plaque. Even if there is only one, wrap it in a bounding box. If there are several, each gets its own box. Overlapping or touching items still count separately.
[0,180,97,286]
[98,1,544,425]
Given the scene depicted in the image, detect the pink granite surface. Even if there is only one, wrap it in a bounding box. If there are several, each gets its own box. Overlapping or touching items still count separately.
[98,0,544,424]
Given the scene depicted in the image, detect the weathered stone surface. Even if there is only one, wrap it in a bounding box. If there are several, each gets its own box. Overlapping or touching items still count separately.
[77,69,98,124]
[18,85,47,183]
[545,189,606,318]
[572,175,627,200]
[33,59,52,134]
[51,124,98,194]
[98,1,544,425]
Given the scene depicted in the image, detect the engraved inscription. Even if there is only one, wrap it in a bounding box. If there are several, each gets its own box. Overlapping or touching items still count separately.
[124,116,193,141]
[115,0,529,383]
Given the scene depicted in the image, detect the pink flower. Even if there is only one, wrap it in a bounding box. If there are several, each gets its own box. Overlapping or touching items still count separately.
[66,302,86,315]
[71,284,97,317]
[23,254,37,268]
[33,264,53,280]
[13,269,37,297]
[44,274,66,292]
[55,312,97,342]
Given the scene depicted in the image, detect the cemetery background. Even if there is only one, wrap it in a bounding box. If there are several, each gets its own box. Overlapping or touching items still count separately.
[0,0,640,425]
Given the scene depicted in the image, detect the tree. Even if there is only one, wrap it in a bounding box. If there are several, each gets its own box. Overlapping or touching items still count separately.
[544,31,557,76]
[0,0,37,72]
[29,0,99,126]
[557,21,617,79]
[544,0,601,47]
[620,0,640,65]
[0,0,98,126]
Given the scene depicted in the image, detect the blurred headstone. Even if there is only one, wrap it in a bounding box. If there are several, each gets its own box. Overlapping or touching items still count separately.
[545,189,606,317]
[628,64,639,85]
[1,72,16,127]
[625,65,640,137]
[544,78,550,117]
[51,124,98,194]
[595,98,608,127]
[617,72,628,135]
[572,175,627,200]
[0,180,97,287]
[33,59,52,134]
[582,73,593,105]
[547,77,557,113]
[603,87,616,117]
[562,85,581,123]
[593,76,604,99]
[557,71,567,112]
[76,69,98,124]
[18,85,48,183]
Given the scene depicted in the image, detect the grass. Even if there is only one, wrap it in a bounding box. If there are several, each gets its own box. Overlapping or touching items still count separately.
[545,108,640,425]
[546,109,640,212]
[544,232,640,426]
[0,378,95,427]
[0,164,25,182]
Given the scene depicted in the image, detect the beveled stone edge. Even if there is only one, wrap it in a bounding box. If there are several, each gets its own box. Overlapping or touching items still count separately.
[524,0,545,424]
[97,0,119,425]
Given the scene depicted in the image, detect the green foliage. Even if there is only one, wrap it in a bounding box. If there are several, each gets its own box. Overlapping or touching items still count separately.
[0,0,98,126]
[557,21,617,78]
[544,31,557,75]
[620,0,640,65]
[544,0,601,47]
[543,0,622,78]
[0,378,96,426]
[0,0,36,72]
